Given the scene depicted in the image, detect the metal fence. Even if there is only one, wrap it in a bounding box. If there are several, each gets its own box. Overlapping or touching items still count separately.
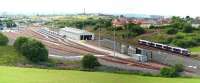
[98,38,200,71]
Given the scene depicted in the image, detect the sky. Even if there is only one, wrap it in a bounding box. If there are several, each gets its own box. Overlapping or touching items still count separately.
[0,0,200,16]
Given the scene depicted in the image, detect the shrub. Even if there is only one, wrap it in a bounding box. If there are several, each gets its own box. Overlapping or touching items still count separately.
[175,34,184,39]
[172,39,198,48]
[173,64,184,72]
[0,33,8,45]
[14,37,29,52]
[182,24,193,33]
[14,37,48,63]
[160,64,184,77]
[81,54,100,70]
[160,67,178,77]
[159,37,173,44]
[166,28,178,34]
[126,23,145,35]
[21,39,48,63]
[149,25,156,29]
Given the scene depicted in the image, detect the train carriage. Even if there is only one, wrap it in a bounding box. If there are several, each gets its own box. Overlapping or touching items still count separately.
[138,39,190,56]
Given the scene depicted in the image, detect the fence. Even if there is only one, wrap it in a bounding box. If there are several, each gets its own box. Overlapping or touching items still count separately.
[97,38,200,73]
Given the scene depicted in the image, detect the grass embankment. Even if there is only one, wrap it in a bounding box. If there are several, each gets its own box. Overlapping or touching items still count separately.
[0,46,80,69]
[190,46,200,53]
[0,46,28,65]
[0,66,199,83]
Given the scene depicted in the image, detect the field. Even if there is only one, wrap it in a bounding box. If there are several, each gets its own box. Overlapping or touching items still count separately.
[0,66,200,83]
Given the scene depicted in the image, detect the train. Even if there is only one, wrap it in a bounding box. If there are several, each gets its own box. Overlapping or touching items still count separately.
[138,39,190,56]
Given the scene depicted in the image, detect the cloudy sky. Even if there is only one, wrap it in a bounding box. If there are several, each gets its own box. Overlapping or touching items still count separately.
[0,0,199,16]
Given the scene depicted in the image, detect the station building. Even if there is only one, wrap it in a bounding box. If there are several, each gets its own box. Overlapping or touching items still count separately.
[59,27,95,40]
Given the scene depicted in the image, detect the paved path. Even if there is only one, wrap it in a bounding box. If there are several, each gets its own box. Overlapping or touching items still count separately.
[49,54,105,61]
[67,38,132,59]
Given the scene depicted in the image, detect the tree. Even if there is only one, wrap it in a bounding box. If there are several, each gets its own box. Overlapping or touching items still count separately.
[21,39,48,62]
[160,67,178,77]
[81,54,100,69]
[160,64,184,77]
[0,33,8,45]
[166,28,178,34]
[171,16,186,29]
[3,19,17,28]
[14,37,48,63]
[125,23,145,35]
[149,25,156,29]
[182,23,193,33]
[173,64,184,72]
[14,37,29,52]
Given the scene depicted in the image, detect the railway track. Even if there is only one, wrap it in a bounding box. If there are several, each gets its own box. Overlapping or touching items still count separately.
[4,28,195,73]
[99,55,162,70]
[18,28,170,71]
[32,28,167,70]
[31,28,107,55]
[17,29,89,55]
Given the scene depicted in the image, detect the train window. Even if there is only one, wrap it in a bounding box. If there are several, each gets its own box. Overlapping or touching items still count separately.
[163,46,172,50]
[141,41,146,44]
[149,43,155,47]
[156,44,162,48]
[139,41,147,45]
[182,50,188,54]
[173,48,181,53]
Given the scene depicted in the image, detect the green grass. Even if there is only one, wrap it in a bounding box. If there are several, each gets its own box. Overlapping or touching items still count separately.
[0,46,28,65]
[0,66,200,83]
[190,46,200,52]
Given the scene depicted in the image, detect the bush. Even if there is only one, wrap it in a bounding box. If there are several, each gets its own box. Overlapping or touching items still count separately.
[14,37,29,52]
[166,28,178,34]
[0,33,8,45]
[160,67,178,77]
[126,23,145,35]
[81,54,100,70]
[175,34,184,39]
[14,37,48,63]
[172,39,198,48]
[149,25,156,29]
[21,39,48,63]
[159,37,173,44]
[182,24,193,33]
[160,64,184,77]
[131,26,145,35]
[173,64,184,72]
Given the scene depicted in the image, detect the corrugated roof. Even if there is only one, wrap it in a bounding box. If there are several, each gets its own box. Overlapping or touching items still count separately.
[60,27,93,35]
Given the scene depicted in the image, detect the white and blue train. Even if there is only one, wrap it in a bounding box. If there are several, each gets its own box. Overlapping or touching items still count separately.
[138,39,190,56]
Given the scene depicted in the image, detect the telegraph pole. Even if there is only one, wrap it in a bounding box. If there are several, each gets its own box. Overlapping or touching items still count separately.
[114,26,116,56]
[98,23,101,47]
[98,18,101,47]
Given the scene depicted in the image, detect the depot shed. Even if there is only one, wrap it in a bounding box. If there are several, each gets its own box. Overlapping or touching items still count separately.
[59,27,95,40]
